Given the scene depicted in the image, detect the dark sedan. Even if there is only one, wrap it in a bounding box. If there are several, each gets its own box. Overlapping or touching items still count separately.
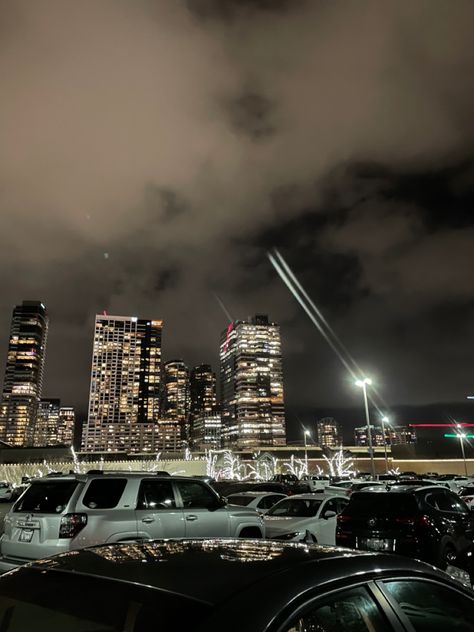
[0,539,473,630]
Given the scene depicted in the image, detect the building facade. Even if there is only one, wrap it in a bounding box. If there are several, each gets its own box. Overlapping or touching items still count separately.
[192,414,222,451]
[82,315,163,452]
[58,406,76,446]
[164,360,190,441]
[33,398,60,447]
[354,424,417,447]
[0,301,49,446]
[219,314,286,449]
[316,417,342,448]
[190,364,217,420]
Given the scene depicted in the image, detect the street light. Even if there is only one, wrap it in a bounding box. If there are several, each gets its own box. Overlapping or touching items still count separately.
[355,378,375,478]
[303,429,311,474]
[456,423,468,477]
[380,416,390,474]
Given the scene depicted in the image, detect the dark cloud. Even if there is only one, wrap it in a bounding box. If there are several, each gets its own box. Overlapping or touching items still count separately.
[0,0,473,437]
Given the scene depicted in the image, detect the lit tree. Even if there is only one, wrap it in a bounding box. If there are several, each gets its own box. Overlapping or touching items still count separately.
[323,448,356,478]
[284,454,308,478]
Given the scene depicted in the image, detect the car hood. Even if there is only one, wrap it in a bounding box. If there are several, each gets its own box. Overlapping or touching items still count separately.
[263,516,315,536]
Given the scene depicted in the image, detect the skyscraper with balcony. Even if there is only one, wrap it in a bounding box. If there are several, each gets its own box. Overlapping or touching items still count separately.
[164,360,190,441]
[0,301,49,446]
[82,315,163,452]
[219,314,286,448]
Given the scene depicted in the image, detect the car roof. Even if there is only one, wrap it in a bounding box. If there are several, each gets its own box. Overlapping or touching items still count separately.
[29,473,205,483]
[276,493,340,501]
[28,539,450,606]
[227,491,285,497]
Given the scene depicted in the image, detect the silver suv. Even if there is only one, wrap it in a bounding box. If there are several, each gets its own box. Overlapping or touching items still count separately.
[0,472,265,572]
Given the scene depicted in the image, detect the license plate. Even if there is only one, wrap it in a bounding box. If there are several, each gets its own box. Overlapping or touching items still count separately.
[19,529,33,543]
[359,537,394,552]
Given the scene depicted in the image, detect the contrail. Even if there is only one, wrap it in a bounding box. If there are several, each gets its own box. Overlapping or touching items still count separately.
[268,248,387,416]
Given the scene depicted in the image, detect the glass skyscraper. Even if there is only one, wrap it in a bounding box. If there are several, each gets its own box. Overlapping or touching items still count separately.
[82,314,163,452]
[0,301,49,446]
[164,360,190,441]
[219,314,286,448]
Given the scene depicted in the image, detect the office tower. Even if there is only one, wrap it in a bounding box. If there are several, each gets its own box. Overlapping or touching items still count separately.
[0,301,48,446]
[82,315,163,452]
[316,417,342,448]
[33,398,60,446]
[192,413,222,451]
[219,314,286,448]
[190,364,217,419]
[58,406,76,446]
[354,424,386,447]
[164,360,190,439]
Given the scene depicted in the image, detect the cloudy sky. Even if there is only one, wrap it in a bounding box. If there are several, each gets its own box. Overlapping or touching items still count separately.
[1,0,473,434]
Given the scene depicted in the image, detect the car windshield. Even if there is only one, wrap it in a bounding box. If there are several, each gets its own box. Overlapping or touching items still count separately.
[267,498,322,517]
[228,495,254,506]
[14,481,79,513]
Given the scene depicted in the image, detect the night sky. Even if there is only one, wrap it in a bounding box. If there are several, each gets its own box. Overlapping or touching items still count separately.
[1,0,473,440]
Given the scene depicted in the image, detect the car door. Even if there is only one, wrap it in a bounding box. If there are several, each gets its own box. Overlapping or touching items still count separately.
[135,479,185,539]
[316,497,348,545]
[174,480,230,537]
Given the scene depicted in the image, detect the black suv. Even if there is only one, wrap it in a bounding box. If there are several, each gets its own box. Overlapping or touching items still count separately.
[336,486,474,569]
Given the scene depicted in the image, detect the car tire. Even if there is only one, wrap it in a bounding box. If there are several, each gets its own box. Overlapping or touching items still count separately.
[438,543,457,570]
[238,527,262,539]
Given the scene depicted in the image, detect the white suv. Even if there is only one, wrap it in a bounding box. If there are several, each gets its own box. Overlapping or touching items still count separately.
[0,472,265,572]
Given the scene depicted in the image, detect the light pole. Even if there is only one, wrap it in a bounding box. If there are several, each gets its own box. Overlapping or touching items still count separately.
[355,378,375,479]
[456,423,468,477]
[303,429,310,474]
[381,416,390,474]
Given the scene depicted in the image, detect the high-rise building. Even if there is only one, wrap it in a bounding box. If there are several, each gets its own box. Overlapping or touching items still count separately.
[82,315,163,452]
[58,406,76,446]
[354,424,386,447]
[316,417,342,448]
[190,364,217,419]
[389,425,417,445]
[192,414,222,451]
[164,360,190,440]
[219,314,286,448]
[33,398,60,447]
[0,301,48,446]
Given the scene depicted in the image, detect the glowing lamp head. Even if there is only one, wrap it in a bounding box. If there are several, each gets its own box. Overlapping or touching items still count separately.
[382,416,389,423]
[304,430,311,436]
[355,378,372,388]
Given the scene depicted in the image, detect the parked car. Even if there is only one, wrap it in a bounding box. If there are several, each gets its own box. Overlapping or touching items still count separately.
[264,493,348,543]
[226,491,287,513]
[270,474,299,485]
[0,539,473,631]
[459,485,474,509]
[0,483,13,502]
[300,474,329,492]
[336,486,474,571]
[0,472,265,573]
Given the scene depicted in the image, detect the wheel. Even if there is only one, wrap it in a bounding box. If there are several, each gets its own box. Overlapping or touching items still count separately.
[438,543,457,570]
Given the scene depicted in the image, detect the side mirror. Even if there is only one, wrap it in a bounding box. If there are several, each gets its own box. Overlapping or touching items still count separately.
[323,510,337,520]
[209,496,227,511]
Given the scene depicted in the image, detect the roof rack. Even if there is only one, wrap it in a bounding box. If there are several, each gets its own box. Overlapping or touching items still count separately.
[85,469,172,476]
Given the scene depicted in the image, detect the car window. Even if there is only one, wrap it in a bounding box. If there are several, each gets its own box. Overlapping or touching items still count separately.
[383,580,474,631]
[82,479,127,509]
[283,585,390,632]
[14,481,79,514]
[267,499,322,517]
[322,499,338,516]
[425,490,469,513]
[137,480,176,510]
[257,495,283,510]
[176,481,218,509]
[228,495,254,507]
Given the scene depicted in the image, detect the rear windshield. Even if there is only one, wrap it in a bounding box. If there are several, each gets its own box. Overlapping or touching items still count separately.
[267,498,322,517]
[14,481,79,513]
[228,496,253,507]
[345,493,418,517]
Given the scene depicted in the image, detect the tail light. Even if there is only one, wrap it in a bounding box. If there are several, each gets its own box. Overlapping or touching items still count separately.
[462,496,474,503]
[395,515,430,527]
[337,514,352,525]
[59,513,88,539]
